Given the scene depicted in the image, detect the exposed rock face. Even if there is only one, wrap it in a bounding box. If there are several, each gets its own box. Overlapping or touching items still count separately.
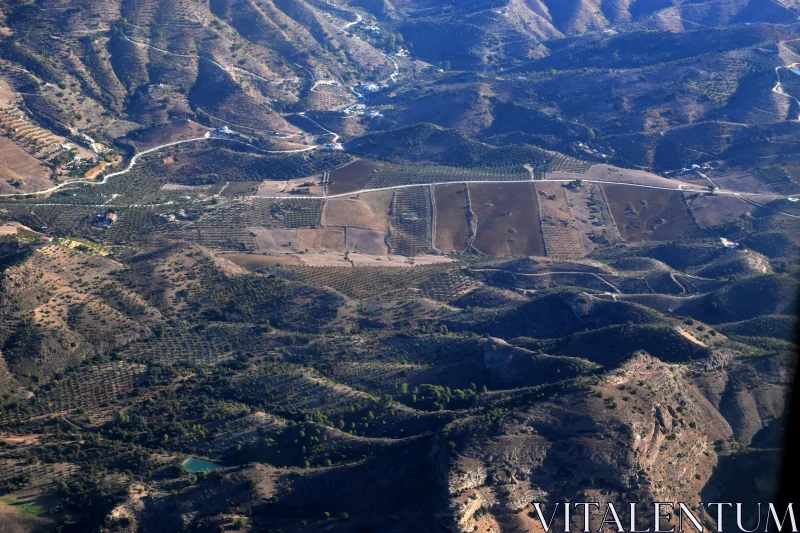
[443,352,734,533]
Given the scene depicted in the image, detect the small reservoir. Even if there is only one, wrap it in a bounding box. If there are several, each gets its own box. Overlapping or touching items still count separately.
[182,457,221,472]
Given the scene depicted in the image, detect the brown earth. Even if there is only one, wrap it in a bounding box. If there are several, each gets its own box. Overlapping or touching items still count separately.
[127,120,210,151]
[684,193,754,228]
[345,227,388,255]
[322,192,392,231]
[602,184,700,242]
[707,170,776,194]
[0,137,51,194]
[247,227,299,253]
[469,182,545,257]
[256,177,324,197]
[327,159,381,195]
[565,182,623,254]
[297,227,346,252]
[220,181,260,197]
[222,253,304,270]
[432,183,470,253]
[548,165,690,190]
[0,80,16,105]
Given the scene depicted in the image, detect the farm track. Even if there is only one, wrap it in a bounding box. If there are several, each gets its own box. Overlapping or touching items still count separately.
[122,35,277,84]
[772,62,800,121]
[467,267,621,292]
[3,156,796,222]
[1,12,797,222]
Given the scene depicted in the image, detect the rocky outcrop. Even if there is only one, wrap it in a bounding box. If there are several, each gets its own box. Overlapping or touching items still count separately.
[442,352,735,532]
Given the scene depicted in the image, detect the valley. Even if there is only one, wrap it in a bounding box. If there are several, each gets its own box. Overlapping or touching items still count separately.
[0,0,797,532]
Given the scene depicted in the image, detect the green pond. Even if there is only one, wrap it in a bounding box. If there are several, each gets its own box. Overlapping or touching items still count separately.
[182,458,221,472]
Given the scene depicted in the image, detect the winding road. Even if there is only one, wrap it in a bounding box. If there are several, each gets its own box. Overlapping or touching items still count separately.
[4,136,797,223]
[0,127,321,198]
[772,63,800,121]
[2,4,798,224]
[341,13,363,30]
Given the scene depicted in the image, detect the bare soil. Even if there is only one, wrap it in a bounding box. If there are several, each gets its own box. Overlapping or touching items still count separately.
[0,80,15,105]
[322,192,391,231]
[565,182,622,254]
[256,177,324,197]
[469,182,545,257]
[708,170,775,194]
[548,165,686,189]
[127,120,209,151]
[345,227,388,255]
[327,159,380,195]
[432,183,470,253]
[602,184,700,242]
[222,253,304,270]
[247,227,299,252]
[0,138,51,194]
[220,181,260,197]
[684,193,754,228]
[297,227,345,252]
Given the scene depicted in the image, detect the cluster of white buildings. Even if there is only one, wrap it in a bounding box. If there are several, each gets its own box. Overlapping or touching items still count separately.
[343,103,383,118]
[573,141,614,159]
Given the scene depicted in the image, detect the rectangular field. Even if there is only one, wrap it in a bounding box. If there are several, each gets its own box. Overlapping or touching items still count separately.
[564,182,622,253]
[321,191,392,232]
[345,227,388,255]
[602,184,700,242]
[388,187,432,257]
[432,183,470,253]
[365,164,530,189]
[469,182,545,257]
[327,159,381,195]
[534,182,584,259]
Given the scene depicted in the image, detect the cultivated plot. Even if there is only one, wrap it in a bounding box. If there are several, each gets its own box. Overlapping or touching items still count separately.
[432,183,471,254]
[602,184,700,242]
[469,182,545,257]
[327,159,381,195]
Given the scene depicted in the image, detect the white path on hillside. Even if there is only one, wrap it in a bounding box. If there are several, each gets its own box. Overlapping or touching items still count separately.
[123,35,276,84]
[735,193,800,219]
[341,13,362,30]
[5,163,798,220]
[771,0,800,20]
[383,53,400,83]
[0,131,318,198]
[467,268,621,292]
[296,112,340,143]
[773,62,800,121]
[253,178,798,218]
[0,136,210,198]
[6,129,797,222]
